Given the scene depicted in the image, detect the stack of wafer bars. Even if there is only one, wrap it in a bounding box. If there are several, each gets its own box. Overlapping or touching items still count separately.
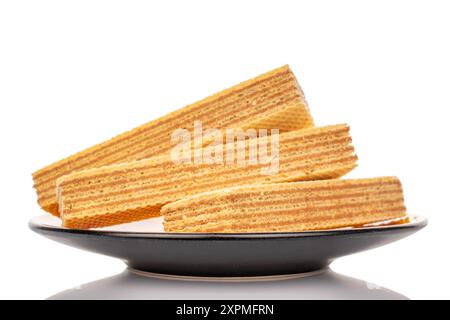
[32,65,409,231]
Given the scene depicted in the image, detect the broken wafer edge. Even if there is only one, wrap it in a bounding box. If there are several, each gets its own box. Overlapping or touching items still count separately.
[161,177,408,233]
[33,65,314,216]
[56,124,358,229]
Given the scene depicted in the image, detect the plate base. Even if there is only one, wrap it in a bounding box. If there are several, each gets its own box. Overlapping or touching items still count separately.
[128,267,328,282]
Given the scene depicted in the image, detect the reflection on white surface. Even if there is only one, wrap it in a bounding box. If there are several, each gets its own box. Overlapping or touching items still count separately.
[49,268,407,300]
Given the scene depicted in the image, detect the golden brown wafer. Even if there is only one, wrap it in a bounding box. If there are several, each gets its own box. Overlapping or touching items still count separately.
[162,177,407,233]
[57,124,357,229]
[33,65,313,215]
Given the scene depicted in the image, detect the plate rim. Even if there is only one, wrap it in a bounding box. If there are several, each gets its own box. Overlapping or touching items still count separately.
[29,214,427,240]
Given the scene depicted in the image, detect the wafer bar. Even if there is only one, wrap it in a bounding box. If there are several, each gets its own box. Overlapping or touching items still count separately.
[162,177,407,233]
[57,124,357,229]
[33,65,314,215]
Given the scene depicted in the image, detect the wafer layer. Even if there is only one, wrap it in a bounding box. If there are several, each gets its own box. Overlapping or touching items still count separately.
[162,177,407,233]
[33,65,314,215]
[57,124,357,229]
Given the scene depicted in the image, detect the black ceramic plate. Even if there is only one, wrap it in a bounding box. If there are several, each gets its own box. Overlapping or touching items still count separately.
[29,215,426,277]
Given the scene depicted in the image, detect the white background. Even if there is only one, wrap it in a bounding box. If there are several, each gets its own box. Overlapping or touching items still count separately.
[0,0,449,299]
